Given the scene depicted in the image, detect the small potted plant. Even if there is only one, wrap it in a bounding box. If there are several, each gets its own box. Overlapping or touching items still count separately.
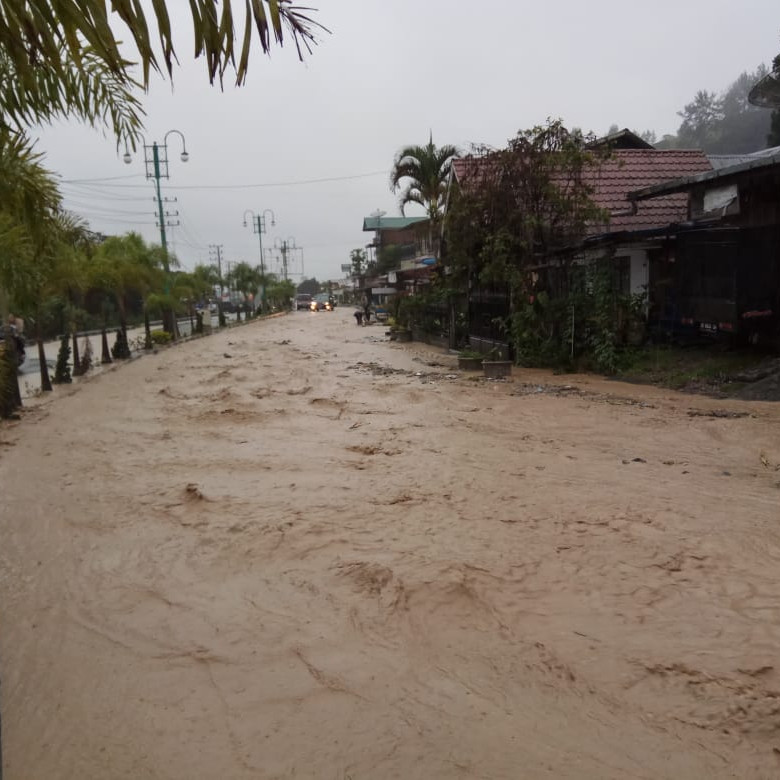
[457,348,483,371]
[482,347,512,379]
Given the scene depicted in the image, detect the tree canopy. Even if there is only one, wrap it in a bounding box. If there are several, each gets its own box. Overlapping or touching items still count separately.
[446,121,608,289]
[390,135,459,223]
[656,65,773,153]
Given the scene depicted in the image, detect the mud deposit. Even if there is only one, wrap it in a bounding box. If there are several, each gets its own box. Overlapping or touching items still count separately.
[2,309,780,779]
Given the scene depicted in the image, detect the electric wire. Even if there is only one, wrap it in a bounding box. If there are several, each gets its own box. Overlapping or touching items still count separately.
[59,197,154,218]
[60,183,153,202]
[54,169,389,190]
[60,173,145,183]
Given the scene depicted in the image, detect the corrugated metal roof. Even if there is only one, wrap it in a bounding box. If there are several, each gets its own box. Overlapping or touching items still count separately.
[362,216,428,231]
[708,145,780,170]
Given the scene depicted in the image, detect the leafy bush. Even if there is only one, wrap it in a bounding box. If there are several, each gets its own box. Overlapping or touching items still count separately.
[507,260,646,375]
[111,329,131,360]
[150,329,173,345]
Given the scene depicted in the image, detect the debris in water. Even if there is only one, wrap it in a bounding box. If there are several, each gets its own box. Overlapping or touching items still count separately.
[184,483,208,501]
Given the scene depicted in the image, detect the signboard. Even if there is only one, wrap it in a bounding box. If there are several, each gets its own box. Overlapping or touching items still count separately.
[703,184,738,214]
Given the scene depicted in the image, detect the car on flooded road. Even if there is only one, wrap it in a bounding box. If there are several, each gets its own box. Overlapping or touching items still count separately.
[310,294,334,312]
[295,294,313,310]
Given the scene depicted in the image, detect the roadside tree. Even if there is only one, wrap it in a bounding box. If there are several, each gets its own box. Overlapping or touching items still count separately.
[226,262,262,317]
[445,120,619,370]
[391,134,458,250]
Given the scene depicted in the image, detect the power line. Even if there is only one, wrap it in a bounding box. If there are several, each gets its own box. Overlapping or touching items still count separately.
[54,169,389,191]
[80,216,153,226]
[60,183,152,202]
[59,198,153,218]
[60,173,145,183]
[171,170,388,190]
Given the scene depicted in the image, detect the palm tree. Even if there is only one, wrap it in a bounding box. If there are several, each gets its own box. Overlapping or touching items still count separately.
[265,277,296,311]
[0,128,63,408]
[0,43,144,143]
[0,2,325,119]
[0,32,146,408]
[390,133,459,228]
[90,233,165,357]
[226,262,263,316]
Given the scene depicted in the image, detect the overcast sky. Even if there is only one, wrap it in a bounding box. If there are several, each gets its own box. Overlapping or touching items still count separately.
[34,0,779,283]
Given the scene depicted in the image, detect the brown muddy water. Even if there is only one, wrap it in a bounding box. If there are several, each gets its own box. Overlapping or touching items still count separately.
[2,308,780,779]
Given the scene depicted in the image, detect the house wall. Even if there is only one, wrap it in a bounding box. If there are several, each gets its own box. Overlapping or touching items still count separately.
[690,170,780,229]
[582,247,649,297]
[629,249,649,296]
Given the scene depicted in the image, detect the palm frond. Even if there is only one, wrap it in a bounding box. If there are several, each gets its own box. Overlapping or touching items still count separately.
[0,1,327,90]
[390,136,459,221]
[0,129,62,234]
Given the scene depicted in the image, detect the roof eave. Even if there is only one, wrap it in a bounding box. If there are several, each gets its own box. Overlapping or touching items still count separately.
[629,153,780,202]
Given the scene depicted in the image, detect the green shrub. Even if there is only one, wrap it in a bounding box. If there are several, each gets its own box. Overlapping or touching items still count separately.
[150,330,173,345]
[111,329,131,360]
[53,333,72,383]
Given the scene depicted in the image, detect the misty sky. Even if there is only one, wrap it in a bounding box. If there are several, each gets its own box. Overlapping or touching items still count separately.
[34,0,779,283]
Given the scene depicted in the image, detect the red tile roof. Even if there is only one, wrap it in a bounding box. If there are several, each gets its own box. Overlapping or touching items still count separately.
[452,150,712,236]
[587,150,711,233]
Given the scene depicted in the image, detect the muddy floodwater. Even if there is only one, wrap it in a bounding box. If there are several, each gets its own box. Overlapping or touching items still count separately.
[2,309,780,779]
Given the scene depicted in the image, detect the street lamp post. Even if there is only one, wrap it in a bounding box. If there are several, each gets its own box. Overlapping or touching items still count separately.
[243,209,275,313]
[124,130,189,336]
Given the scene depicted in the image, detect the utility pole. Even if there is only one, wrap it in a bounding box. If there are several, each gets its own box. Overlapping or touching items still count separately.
[274,237,298,282]
[243,209,275,313]
[124,130,189,338]
[209,244,225,325]
[209,244,224,287]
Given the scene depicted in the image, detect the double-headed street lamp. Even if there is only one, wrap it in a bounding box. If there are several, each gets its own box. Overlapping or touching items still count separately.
[124,130,189,335]
[243,209,275,312]
[124,130,189,268]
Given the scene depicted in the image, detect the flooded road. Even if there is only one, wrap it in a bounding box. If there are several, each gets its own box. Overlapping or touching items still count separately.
[2,309,780,778]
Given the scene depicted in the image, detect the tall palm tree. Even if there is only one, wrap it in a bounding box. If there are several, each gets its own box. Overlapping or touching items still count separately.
[0,35,146,408]
[390,134,459,225]
[91,233,165,355]
[0,128,63,408]
[0,2,325,114]
[226,262,263,316]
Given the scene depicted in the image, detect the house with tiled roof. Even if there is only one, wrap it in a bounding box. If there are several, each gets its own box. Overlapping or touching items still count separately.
[449,147,712,351]
[452,148,711,291]
[355,214,436,305]
[627,148,780,341]
[581,149,712,300]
